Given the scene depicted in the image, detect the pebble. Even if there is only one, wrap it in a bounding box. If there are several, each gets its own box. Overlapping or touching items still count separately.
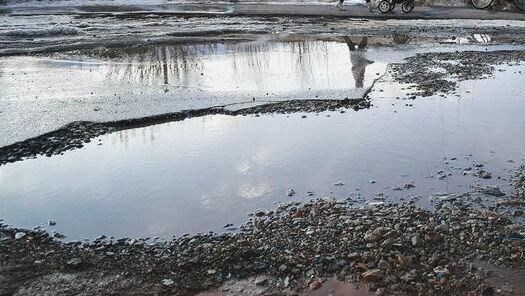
[15,232,26,240]
[362,269,383,282]
[162,279,175,286]
[309,280,322,290]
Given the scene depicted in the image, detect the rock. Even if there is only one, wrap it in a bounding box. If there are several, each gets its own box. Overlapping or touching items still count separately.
[53,232,66,239]
[362,269,383,282]
[368,202,385,206]
[66,258,82,268]
[400,271,417,282]
[435,223,450,232]
[162,279,175,286]
[48,220,56,226]
[279,264,288,272]
[403,183,416,189]
[497,200,525,206]
[433,266,450,275]
[286,189,296,197]
[283,276,290,288]
[254,276,268,286]
[334,181,345,186]
[513,210,524,216]
[476,186,505,197]
[15,232,26,240]
[364,231,380,242]
[475,170,492,179]
[378,259,390,270]
[411,235,422,246]
[309,280,322,290]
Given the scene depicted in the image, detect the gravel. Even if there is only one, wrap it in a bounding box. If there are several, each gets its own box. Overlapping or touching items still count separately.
[390,50,525,98]
[1,197,524,295]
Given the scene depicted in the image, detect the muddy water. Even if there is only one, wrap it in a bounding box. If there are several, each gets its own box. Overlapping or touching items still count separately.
[0,59,524,240]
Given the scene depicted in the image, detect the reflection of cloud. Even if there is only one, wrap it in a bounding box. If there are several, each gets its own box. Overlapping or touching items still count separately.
[200,194,212,207]
[238,183,271,199]
[76,41,336,92]
[237,162,251,175]
[201,115,235,134]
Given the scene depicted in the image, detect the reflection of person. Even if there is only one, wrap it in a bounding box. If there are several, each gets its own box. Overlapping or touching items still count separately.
[343,36,374,88]
[336,0,373,11]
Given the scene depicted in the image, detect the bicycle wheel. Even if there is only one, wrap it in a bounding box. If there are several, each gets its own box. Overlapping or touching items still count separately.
[515,0,525,10]
[378,0,391,13]
[471,0,493,9]
[401,1,414,12]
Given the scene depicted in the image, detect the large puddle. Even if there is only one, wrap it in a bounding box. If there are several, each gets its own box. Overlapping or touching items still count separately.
[0,34,505,146]
[1,56,524,240]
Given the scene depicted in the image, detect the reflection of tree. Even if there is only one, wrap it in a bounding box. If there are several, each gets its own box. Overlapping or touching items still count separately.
[103,45,209,91]
[229,41,330,90]
[85,41,331,92]
[343,36,374,88]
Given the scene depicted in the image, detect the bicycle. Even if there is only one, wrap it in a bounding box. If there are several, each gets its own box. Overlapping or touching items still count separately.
[378,0,415,13]
[471,0,525,11]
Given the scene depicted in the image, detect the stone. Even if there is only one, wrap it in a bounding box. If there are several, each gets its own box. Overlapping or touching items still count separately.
[66,258,82,268]
[286,189,296,197]
[15,232,26,240]
[364,232,380,242]
[162,279,175,286]
[435,223,450,232]
[404,183,416,189]
[411,235,422,246]
[362,269,383,282]
[309,280,322,290]
[378,259,390,270]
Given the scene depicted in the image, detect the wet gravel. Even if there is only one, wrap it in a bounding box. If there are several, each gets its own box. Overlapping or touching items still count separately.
[0,122,114,166]
[391,50,525,98]
[0,98,369,166]
[2,188,524,295]
[513,165,525,199]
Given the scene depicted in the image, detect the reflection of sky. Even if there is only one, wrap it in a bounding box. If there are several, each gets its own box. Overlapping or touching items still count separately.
[1,56,524,240]
[0,53,525,237]
[0,40,387,101]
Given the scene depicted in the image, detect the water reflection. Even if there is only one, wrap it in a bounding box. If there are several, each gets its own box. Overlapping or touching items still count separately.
[343,37,373,88]
[0,61,524,240]
[64,39,387,93]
